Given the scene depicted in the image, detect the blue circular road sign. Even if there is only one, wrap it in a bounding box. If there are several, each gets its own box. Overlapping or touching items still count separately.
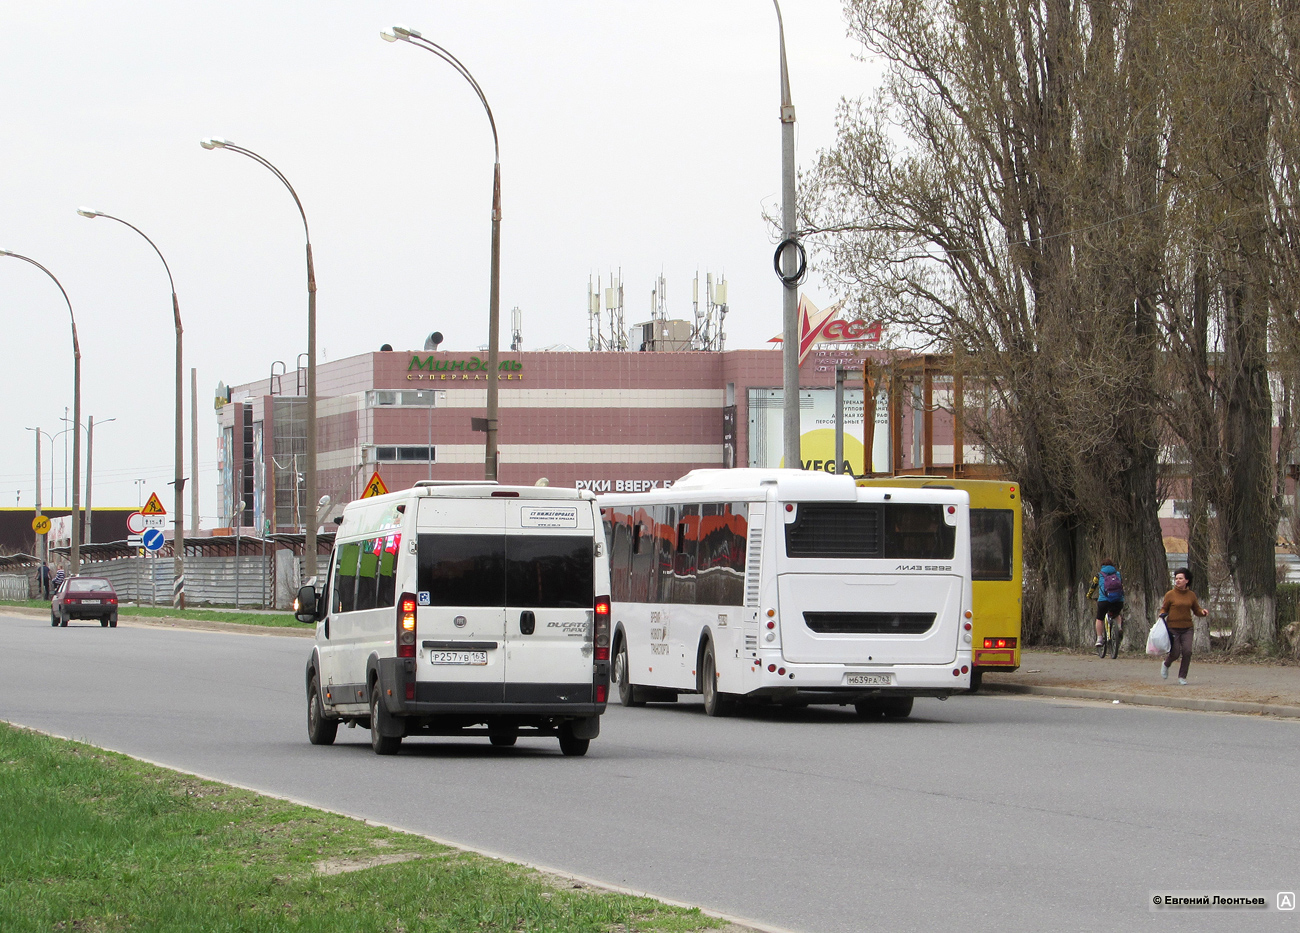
[142,528,166,552]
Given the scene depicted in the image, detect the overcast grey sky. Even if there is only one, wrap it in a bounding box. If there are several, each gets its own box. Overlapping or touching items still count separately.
[0,1,871,528]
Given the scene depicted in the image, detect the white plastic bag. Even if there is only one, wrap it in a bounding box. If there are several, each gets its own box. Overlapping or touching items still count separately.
[1146,618,1170,656]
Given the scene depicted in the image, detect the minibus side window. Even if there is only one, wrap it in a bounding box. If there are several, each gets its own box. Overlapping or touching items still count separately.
[334,541,361,613]
[354,538,380,611]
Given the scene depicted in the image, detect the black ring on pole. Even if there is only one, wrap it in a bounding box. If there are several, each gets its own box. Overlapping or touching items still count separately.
[774,237,807,286]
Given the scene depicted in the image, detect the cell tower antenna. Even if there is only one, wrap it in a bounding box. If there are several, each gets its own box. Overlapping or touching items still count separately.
[510,306,523,352]
[587,275,599,351]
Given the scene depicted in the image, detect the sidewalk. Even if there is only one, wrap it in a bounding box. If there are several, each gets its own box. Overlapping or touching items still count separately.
[982,649,1300,717]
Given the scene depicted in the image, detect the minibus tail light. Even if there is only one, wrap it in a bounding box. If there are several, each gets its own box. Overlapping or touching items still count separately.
[397,592,417,658]
[594,597,611,661]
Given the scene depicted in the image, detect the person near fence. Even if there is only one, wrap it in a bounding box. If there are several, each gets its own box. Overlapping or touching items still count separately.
[1159,567,1209,685]
[38,561,51,599]
[51,565,66,594]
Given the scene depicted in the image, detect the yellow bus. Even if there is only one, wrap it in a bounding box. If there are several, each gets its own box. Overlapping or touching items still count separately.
[856,477,1021,689]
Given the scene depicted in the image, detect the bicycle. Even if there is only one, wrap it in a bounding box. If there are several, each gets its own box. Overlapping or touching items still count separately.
[1097,611,1122,659]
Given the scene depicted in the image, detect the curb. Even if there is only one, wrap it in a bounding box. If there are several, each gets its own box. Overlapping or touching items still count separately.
[983,682,1300,718]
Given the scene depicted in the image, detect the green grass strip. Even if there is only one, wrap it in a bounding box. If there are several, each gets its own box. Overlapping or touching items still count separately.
[0,600,298,628]
[0,723,723,933]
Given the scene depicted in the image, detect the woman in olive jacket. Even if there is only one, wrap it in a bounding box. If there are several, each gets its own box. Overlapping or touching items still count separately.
[1159,567,1209,685]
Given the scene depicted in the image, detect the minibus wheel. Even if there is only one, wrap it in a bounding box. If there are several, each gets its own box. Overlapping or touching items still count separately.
[307,674,338,746]
[369,687,402,755]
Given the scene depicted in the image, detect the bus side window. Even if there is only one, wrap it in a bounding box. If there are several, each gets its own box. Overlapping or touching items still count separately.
[723,503,748,607]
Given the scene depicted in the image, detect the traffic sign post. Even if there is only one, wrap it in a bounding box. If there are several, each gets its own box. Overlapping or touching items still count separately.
[32,515,51,535]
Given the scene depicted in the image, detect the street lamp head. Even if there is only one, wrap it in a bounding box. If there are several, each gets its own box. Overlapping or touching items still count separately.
[200,137,231,150]
[76,208,103,219]
[380,30,398,42]
[0,249,14,257]
[391,24,421,38]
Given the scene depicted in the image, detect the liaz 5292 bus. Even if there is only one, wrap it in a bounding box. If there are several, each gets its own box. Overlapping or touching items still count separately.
[857,477,1022,690]
[599,469,973,719]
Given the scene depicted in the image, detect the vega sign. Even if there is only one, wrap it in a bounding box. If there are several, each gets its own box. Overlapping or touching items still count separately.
[769,296,883,364]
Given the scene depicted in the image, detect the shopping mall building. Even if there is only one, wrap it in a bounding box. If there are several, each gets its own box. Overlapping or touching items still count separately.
[216,334,970,533]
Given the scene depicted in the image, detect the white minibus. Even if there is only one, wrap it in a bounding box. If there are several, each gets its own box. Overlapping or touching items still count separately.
[599,469,972,718]
[296,481,611,755]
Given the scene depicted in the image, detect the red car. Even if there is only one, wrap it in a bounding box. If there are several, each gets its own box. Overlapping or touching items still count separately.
[51,576,119,628]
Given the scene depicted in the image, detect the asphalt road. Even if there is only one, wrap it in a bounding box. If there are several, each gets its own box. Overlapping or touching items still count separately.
[3,612,1298,933]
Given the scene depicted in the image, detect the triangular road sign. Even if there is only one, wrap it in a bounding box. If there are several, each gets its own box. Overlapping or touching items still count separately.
[141,493,167,515]
[361,471,389,499]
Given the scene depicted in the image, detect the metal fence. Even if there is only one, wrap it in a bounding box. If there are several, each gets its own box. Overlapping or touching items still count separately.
[78,554,277,608]
[0,574,30,600]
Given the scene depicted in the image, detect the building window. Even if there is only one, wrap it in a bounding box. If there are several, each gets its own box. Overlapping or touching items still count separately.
[366,389,444,408]
[374,446,436,463]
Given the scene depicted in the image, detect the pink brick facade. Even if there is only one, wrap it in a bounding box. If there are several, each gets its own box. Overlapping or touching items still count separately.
[219,347,962,532]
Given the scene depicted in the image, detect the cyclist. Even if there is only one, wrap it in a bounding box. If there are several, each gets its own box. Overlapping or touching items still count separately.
[1094,559,1124,650]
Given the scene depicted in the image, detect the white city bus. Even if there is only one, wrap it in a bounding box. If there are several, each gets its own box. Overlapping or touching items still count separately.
[599,469,973,718]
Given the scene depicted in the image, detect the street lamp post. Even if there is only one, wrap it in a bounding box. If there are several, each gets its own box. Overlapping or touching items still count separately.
[200,139,320,580]
[772,1,803,471]
[2,249,82,573]
[79,208,186,604]
[382,24,502,481]
[63,415,116,545]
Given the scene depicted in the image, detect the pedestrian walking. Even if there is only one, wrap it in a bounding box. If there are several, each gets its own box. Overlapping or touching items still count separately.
[1159,567,1209,686]
[1093,559,1124,649]
[51,565,66,594]
[37,561,51,599]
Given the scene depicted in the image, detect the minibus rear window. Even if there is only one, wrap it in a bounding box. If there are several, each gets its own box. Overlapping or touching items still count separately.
[418,534,506,606]
[506,536,594,608]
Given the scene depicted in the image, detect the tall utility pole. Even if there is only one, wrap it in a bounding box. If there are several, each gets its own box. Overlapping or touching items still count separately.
[773,1,803,472]
[191,367,199,537]
[2,250,81,572]
[79,208,186,603]
[27,428,44,561]
[382,25,502,481]
[200,138,318,580]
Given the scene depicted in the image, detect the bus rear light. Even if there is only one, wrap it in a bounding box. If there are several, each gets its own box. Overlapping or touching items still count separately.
[983,637,1017,649]
[953,668,961,676]
[777,667,785,675]
[964,610,973,619]
[397,592,417,658]
[963,622,972,631]
[961,665,969,674]
[594,596,611,661]
[947,506,955,514]
[766,621,775,629]
[768,664,776,673]
[596,684,607,703]
[405,682,415,700]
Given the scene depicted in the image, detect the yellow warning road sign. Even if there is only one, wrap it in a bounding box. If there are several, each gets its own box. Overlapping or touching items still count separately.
[361,472,389,499]
[32,515,50,535]
[141,493,167,515]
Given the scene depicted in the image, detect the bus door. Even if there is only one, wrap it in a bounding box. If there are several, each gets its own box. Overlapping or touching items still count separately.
[777,500,964,665]
[415,498,508,703]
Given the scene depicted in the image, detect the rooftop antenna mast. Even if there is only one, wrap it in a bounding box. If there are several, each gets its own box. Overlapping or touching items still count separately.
[510,306,522,352]
[708,272,729,351]
[587,275,600,350]
[605,270,625,350]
